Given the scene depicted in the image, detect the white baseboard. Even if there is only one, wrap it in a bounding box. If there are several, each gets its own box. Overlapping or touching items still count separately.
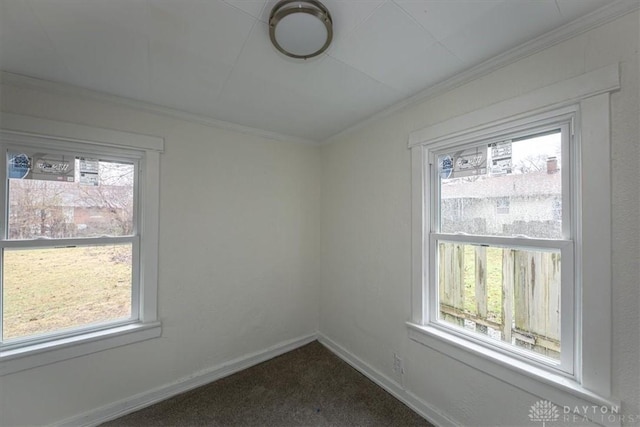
[55,332,457,427]
[54,333,318,427]
[317,333,459,427]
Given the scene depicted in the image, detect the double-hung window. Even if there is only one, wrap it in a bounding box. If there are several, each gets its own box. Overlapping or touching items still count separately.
[408,65,620,417]
[429,119,574,373]
[0,115,162,375]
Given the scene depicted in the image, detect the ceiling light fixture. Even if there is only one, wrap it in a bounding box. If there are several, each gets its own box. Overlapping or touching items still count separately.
[269,0,333,60]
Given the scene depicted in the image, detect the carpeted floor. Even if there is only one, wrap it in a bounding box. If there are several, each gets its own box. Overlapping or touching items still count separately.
[102,341,432,426]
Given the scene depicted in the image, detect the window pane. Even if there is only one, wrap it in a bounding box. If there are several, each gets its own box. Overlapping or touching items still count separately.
[438,132,562,238]
[7,153,134,239]
[2,244,132,341]
[437,241,561,361]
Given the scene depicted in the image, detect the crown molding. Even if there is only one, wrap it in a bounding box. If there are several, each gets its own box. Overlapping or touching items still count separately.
[322,0,639,145]
[1,1,636,147]
[0,72,319,146]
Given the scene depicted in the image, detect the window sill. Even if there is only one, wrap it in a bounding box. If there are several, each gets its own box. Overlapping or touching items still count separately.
[0,322,161,376]
[407,322,621,425]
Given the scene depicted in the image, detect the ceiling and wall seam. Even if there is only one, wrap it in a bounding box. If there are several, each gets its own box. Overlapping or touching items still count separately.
[0,71,319,146]
[321,0,640,145]
[2,1,636,148]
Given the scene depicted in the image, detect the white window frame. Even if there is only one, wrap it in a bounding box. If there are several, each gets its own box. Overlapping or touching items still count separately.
[408,64,620,423]
[426,117,575,375]
[0,114,163,376]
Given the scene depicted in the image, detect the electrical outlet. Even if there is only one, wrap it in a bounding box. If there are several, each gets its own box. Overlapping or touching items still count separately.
[392,353,404,374]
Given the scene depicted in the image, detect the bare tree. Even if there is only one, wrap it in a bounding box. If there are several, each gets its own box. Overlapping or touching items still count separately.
[8,180,73,239]
[76,161,134,236]
[513,154,549,174]
[8,160,134,239]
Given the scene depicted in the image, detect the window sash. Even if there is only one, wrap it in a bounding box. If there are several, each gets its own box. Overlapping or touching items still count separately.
[429,122,572,239]
[2,145,140,240]
[427,234,575,374]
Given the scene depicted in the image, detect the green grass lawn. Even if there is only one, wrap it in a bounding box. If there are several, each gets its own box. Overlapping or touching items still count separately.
[3,245,132,341]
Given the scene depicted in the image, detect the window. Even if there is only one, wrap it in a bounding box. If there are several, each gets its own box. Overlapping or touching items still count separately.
[0,115,162,375]
[431,123,572,373]
[408,65,620,414]
[3,150,138,343]
[495,198,509,215]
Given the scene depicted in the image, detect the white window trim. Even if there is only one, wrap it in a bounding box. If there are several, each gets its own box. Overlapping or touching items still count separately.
[408,64,619,424]
[0,113,163,376]
[427,116,575,376]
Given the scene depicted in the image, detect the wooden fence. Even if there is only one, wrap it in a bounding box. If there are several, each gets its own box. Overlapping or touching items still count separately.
[438,242,561,358]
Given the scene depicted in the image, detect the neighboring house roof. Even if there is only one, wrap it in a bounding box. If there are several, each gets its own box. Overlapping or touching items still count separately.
[441,171,561,199]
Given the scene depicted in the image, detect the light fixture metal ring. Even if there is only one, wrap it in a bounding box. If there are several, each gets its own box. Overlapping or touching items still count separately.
[269,0,333,60]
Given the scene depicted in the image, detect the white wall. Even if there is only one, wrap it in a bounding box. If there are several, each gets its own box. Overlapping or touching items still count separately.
[0,10,638,427]
[319,11,639,427]
[0,81,321,425]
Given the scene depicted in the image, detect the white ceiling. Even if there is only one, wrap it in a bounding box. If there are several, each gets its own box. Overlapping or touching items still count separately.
[0,0,626,142]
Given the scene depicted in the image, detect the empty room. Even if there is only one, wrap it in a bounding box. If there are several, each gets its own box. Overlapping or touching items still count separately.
[0,0,638,426]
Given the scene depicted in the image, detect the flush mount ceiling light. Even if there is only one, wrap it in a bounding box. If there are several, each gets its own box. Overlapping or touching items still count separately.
[269,0,333,60]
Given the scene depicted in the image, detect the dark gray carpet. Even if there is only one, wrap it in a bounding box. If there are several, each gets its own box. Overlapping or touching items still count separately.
[103,341,432,426]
